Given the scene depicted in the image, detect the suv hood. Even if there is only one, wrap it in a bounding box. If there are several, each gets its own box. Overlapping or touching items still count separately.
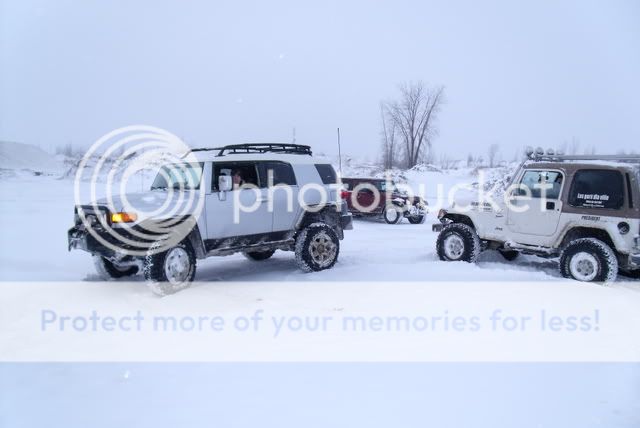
[93,190,201,220]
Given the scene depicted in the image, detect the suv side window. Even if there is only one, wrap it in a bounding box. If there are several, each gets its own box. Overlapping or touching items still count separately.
[569,169,624,209]
[212,162,259,191]
[519,170,563,199]
[258,161,297,186]
[314,164,337,184]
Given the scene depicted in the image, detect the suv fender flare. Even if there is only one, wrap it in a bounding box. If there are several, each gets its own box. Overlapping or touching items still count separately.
[295,204,344,239]
[185,223,207,259]
[156,216,206,259]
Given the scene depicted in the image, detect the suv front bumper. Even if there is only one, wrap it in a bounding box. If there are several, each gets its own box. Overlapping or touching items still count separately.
[68,224,117,259]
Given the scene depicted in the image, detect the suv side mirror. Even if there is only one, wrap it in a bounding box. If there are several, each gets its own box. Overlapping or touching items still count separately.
[218,175,232,192]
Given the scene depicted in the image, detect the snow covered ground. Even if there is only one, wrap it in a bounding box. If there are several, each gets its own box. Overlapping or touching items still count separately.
[1,149,640,427]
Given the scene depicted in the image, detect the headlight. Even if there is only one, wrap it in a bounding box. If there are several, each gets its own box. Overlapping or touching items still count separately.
[111,212,138,223]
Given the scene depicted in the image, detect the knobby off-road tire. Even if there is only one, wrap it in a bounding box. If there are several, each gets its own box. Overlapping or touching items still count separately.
[408,214,426,224]
[93,256,138,279]
[383,205,403,224]
[143,240,197,296]
[243,249,276,261]
[498,249,519,261]
[560,238,618,284]
[436,223,481,263]
[295,223,340,272]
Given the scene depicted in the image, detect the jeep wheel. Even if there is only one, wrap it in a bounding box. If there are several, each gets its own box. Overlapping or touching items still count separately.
[498,249,519,261]
[408,214,426,224]
[243,249,276,261]
[93,256,139,279]
[560,238,618,283]
[143,241,197,295]
[295,223,340,272]
[436,223,481,263]
[383,205,402,224]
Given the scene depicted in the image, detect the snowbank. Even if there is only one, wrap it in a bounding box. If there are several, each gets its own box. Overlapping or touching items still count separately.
[0,141,64,177]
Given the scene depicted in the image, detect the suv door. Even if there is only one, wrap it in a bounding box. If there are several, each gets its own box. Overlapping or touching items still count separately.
[205,161,273,241]
[507,169,564,237]
[258,161,299,232]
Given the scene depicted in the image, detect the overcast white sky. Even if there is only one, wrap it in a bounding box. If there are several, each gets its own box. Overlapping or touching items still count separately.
[1,0,639,159]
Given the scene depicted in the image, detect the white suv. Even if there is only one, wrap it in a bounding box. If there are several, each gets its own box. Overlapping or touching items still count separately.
[69,144,353,293]
[435,152,640,283]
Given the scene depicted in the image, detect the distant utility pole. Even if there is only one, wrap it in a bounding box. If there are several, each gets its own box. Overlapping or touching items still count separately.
[337,127,342,174]
[292,127,296,144]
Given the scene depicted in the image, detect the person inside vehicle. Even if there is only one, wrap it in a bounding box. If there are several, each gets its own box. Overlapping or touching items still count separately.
[232,169,245,188]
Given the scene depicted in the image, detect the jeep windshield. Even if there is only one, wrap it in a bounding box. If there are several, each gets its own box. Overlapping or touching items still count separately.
[377,181,402,194]
[376,181,398,192]
[151,162,203,190]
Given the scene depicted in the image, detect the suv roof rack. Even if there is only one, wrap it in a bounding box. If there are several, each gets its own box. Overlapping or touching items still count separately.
[528,152,640,164]
[189,143,312,157]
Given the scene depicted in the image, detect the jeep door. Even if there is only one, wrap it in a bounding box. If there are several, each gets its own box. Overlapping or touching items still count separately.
[205,161,273,240]
[507,169,564,239]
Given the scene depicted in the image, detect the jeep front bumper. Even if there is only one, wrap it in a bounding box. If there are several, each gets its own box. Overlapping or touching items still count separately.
[405,205,426,217]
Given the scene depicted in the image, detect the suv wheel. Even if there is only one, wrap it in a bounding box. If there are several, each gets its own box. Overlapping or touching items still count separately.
[93,256,138,279]
[243,249,276,261]
[143,241,197,295]
[295,223,340,272]
[560,238,618,283]
[408,215,426,224]
[436,223,481,263]
[384,205,402,224]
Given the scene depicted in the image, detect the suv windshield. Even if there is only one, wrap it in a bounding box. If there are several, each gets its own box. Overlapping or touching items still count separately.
[151,162,203,190]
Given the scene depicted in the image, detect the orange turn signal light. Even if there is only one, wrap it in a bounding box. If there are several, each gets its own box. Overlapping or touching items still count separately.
[111,212,138,223]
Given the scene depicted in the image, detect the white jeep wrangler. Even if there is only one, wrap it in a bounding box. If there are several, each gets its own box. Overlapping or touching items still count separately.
[435,152,640,283]
[68,143,353,294]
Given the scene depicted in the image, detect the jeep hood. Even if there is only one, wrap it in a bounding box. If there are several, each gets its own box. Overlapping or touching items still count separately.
[448,188,506,212]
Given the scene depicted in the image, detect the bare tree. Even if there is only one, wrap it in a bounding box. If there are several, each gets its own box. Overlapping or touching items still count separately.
[387,82,445,168]
[466,153,475,168]
[379,102,399,169]
[487,143,500,168]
